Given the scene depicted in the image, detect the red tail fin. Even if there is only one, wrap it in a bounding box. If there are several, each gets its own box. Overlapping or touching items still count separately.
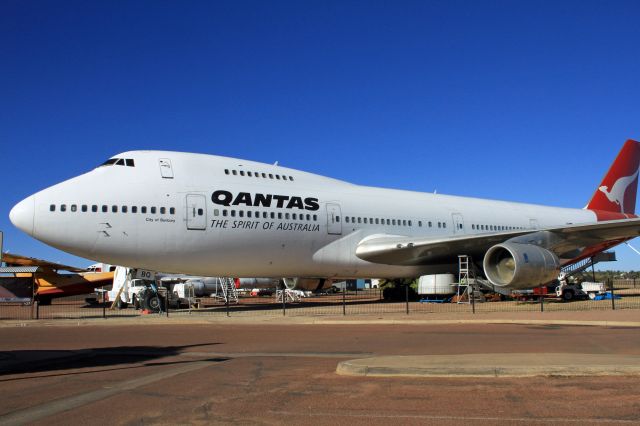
[587,139,640,215]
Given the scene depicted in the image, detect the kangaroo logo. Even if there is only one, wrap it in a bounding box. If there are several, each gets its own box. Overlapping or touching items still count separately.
[598,168,639,213]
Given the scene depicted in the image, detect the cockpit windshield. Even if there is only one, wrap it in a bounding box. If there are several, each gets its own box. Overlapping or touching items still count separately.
[99,158,135,167]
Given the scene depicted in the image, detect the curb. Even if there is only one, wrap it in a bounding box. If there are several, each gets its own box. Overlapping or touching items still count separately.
[336,353,640,378]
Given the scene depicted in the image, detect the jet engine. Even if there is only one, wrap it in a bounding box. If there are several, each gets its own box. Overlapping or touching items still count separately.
[482,243,560,290]
[283,278,333,292]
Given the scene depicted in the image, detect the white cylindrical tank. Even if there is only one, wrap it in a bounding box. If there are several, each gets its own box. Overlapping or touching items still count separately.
[418,274,455,295]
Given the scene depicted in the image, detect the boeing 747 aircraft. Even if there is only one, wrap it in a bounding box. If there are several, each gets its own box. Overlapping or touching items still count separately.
[10,140,640,291]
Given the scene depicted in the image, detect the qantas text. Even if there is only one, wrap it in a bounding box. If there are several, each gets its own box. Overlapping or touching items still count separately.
[212,190,319,211]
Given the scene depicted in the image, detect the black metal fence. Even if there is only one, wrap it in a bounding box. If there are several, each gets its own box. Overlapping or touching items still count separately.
[1,279,639,320]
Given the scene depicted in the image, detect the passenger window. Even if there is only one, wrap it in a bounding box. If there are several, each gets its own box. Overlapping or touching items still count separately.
[428,221,432,227]
[61,204,67,212]
[232,170,237,175]
[224,169,229,175]
[262,173,267,178]
[409,220,412,226]
[263,212,269,219]
[269,174,274,179]
[223,210,228,217]
[132,206,137,213]
[69,204,76,212]
[141,206,147,214]
[50,204,55,212]
[285,213,290,219]
[357,217,361,224]
[214,209,219,216]
[278,212,283,219]
[282,176,287,181]
[160,207,166,214]
[196,208,202,216]
[363,218,368,224]
[270,212,275,219]
[230,210,236,217]
[292,213,297,220]
[346,217,350,223]
[240,171,245,176]
[248,171,253,177]
[112,205,118,213]
[170,207,175,215]
[92,205,98,212]
[418,221,422,227]
[239,210,244,217]
[102,205,108,213]
[247,211,252,218]
[289,176,294,181]
[443,223,446,228]
[306,214,311,220]
[122,206,128,213]
[82,205,88,212]
[313,215,317,221]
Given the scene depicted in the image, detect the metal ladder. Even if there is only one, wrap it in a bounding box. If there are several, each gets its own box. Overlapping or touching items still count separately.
[456,255,474,304]
[219,277,238,304]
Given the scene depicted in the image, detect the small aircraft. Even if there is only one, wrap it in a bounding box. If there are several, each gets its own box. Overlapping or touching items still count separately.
[1,252,114,304]
[9,139,640,291]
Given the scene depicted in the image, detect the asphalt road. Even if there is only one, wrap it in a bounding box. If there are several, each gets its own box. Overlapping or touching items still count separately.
[1,323,640,425]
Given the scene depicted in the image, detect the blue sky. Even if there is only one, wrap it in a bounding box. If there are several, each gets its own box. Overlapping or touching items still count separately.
[2,0,640,270]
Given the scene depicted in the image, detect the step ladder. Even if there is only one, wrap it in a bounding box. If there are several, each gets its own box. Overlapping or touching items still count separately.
[561,251,616,279]
[456,255,475,304]
[218,277,238,304]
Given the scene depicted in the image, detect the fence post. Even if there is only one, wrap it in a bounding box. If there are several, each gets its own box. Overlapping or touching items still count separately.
[471,285,475,314]
[35,301,39,320]
[165,295,169,318]
[634,278,636,289]
[102,286,106,319]
[226,292,230,317]
[342,286,346,315]
[540,292,544,312]
[610,279,616,310]
[282,286,287,316]
[405,284,409,315]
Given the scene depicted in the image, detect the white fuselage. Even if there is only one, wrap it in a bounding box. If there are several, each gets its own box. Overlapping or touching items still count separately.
[12,151,597,279]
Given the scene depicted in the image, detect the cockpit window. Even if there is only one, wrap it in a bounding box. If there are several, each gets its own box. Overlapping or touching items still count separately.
[99,158,136,167]
[101,158,118,166]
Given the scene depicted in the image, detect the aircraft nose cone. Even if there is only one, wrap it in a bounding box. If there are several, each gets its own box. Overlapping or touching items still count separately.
[10,196,35,236]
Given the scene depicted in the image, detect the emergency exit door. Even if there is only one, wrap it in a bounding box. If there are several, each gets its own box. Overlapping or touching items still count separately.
[186,194,207,230]
[326,203,342,235]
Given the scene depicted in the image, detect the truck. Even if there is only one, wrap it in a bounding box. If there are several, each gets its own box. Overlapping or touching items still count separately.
[555,281,606,301]
[106,267,238,312]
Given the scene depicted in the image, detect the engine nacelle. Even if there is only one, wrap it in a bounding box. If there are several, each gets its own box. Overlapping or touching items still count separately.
[483,243,560,290]
[283,278,333,291]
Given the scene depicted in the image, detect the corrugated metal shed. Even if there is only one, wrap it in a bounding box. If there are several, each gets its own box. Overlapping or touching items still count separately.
[0,266,40,273]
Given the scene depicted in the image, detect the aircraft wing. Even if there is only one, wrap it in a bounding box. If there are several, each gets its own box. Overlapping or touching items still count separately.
[1,252,87,273]
[355,218,640,266]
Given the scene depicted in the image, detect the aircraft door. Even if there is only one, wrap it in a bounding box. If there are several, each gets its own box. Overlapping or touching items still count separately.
[326,203,342,235]
[452,213,465,234]
[186,194,207,230]
[159,158,174,179]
